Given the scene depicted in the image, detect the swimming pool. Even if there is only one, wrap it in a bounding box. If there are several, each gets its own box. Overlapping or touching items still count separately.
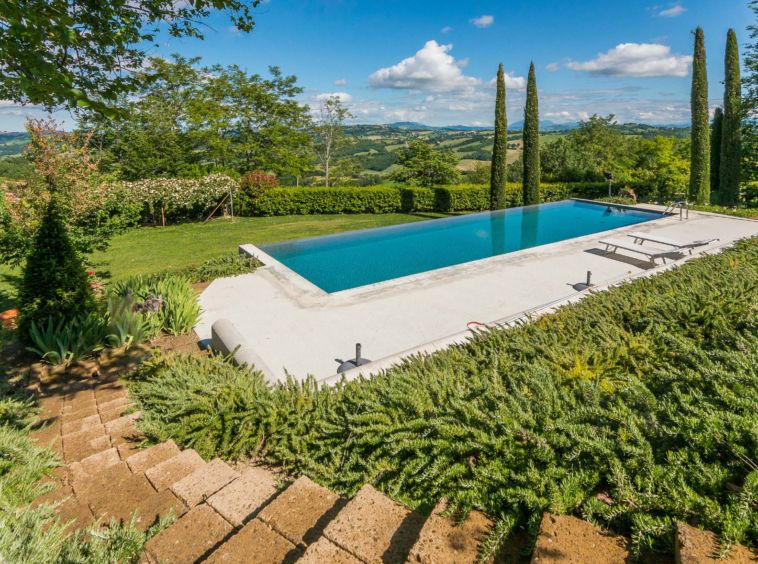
[258,200,663,293]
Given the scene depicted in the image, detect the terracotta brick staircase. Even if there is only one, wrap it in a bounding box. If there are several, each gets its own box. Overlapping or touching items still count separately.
[23,349,758,564]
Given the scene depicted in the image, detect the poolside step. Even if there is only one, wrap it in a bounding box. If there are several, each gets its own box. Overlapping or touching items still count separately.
[406,499,492,564]
[143,505,233,564]
[675,521,758,563]
[323,484,426,564]
[169,458,239,508]
[257,476,342,547]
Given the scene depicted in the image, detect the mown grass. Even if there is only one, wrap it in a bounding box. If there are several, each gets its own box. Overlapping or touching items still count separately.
[125,236,758,560]
[0,213,453,309]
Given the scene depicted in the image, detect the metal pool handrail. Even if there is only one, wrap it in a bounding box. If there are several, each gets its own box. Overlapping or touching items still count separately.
[663,200,689,220]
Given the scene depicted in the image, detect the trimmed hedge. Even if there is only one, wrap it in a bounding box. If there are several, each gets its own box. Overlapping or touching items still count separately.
[242,182,656,216]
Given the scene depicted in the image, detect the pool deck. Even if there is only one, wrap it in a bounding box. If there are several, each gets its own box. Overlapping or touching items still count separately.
[195,204,758,383]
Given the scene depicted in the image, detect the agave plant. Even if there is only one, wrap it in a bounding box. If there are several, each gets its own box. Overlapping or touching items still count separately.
[105,296,151,348]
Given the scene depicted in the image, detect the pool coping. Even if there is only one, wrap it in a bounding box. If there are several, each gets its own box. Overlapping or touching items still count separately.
[238,198,677,302]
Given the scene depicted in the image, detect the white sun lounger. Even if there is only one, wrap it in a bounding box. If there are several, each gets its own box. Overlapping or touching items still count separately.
[599,238,680,264]
[627,232,719,254]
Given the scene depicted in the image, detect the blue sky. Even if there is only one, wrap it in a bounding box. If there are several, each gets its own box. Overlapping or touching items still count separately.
[0,0,752,130]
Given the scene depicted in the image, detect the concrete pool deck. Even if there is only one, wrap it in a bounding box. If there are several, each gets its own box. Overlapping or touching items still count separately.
[194,203,758,383]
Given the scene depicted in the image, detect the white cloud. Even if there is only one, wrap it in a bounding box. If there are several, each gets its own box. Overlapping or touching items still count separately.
[227,25,241,36]
[655,4,687,17]
[441,26,453,33]
[367,40,480,93]
[472,121,492,127]
[425,95,436,102]
[315,92,353,103]
[546,62,561,72]
[565,43,691,78]
[485,72,527,90]
[333,79,347,86]
[469,15,494,28]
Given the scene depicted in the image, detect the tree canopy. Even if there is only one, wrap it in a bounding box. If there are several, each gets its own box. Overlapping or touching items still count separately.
[389,141,460,187]
[77,56,312,179]
[0,0,260,116]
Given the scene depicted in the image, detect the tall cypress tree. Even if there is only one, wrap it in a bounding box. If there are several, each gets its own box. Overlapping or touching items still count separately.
[710,107,723,196]
[689,27,710,204]
[720,28,742,206]
[522,62,540,206]
[490,63,507,210]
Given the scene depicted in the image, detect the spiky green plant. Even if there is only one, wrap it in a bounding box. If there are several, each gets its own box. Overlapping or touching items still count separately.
[689,27,710,204]
[490,63,508,210]
[720,28,742,206]
[522,62,540,206]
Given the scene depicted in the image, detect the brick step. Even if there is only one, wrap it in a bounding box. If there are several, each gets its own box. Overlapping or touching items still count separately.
[676,521,758,563]
[170,458,239,509]
[146,449,206,492]
[323,484,426,564]
[531,513,675,564]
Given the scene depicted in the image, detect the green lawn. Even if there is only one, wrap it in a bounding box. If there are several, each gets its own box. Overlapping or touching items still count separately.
[0,213,451,310]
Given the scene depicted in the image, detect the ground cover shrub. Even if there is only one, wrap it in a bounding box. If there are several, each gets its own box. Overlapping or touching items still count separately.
[125,236,758,559]
[146,252,262,284]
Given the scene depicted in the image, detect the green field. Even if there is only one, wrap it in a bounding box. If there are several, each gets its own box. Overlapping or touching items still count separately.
[0,213,453,311]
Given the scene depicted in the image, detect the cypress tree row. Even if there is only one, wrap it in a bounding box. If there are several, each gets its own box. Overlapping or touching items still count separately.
[490,63,507,210]
[522,62,540,206]
[720,28,742,206]
[689,27,710,204]
[710,107,723,196]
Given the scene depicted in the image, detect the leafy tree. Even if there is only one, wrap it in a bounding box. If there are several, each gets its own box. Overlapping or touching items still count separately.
[634,136,691,199]
[720,29,742,205]
[0,118,139,266]
[389,141,460,187]
[540,137,596,182]
[490,64,508,209]
[190,65,312,177]
[522,62,540,206]
[78,57,313,180]
[570,115,630,174]
[312,97,354,187]
[689,27,710,204]
[467,161,491,184]
[710,107,724,194]
[77,55,203,179]
[0,0,261,116]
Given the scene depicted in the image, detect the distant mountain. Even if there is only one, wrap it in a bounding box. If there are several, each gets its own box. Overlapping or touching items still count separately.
[385,122,492,132]
[385,121,581,132]
[508,120,579,132]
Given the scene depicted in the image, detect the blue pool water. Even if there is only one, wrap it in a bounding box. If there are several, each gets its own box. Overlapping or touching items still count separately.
[259,200,662,293]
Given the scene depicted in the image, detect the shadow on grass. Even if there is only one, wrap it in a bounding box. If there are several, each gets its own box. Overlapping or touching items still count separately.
[0,269,22,311]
